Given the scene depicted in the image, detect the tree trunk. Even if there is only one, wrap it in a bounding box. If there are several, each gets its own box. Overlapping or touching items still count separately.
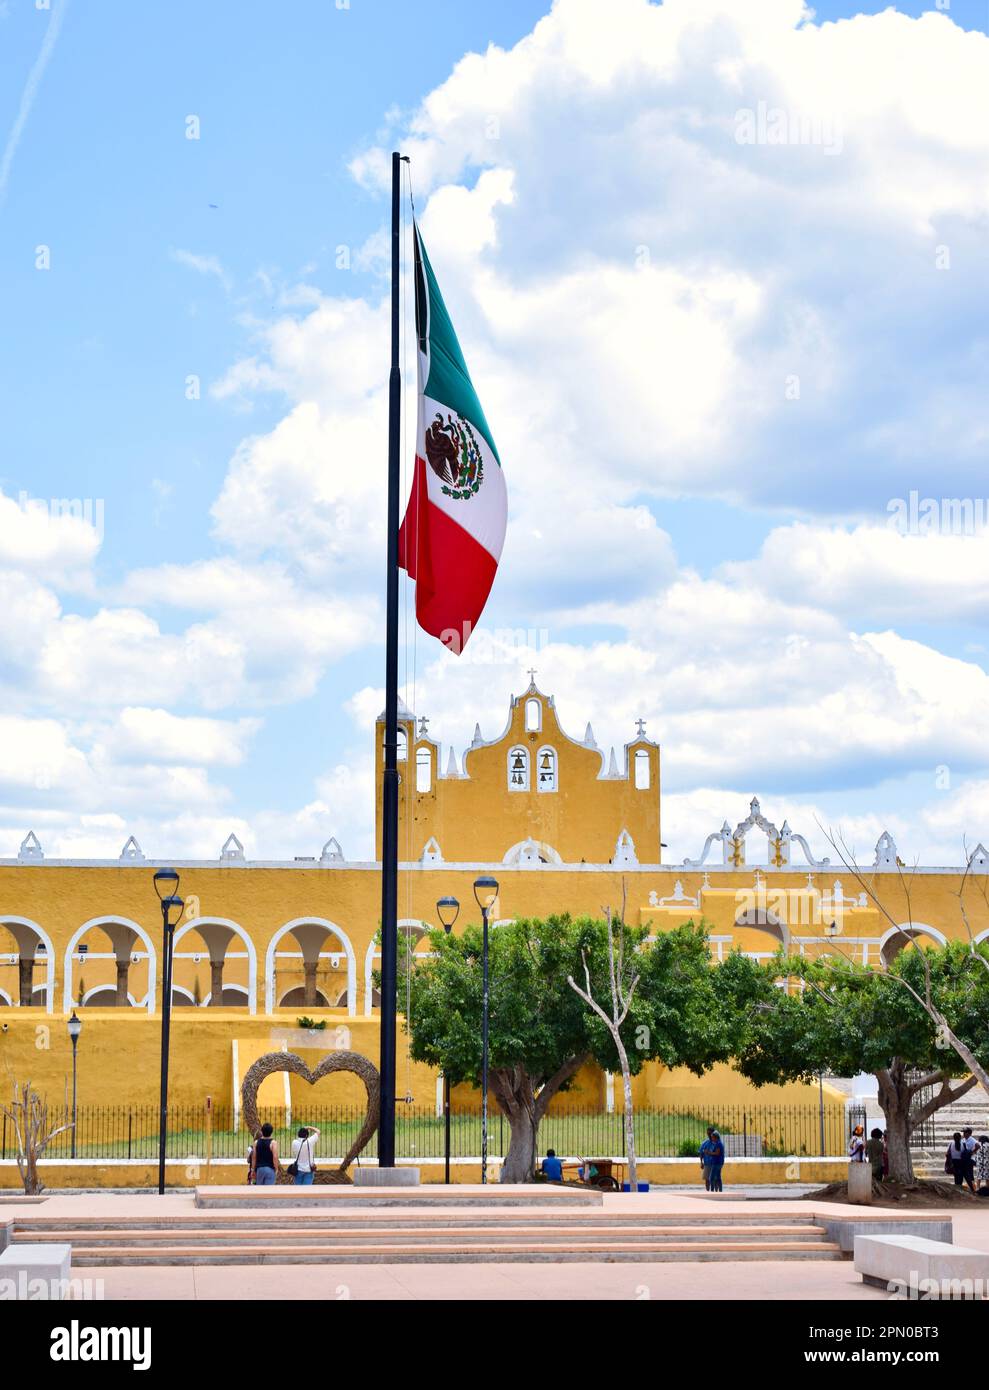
[490,1055,589,1183]
[501,1103,538,1183]
[615,1043,637,1192]
[876,1060,979,1185]
[876,1062,918,1183]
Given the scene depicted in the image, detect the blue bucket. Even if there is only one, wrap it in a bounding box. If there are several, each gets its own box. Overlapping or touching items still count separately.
[621,1182,650,1192]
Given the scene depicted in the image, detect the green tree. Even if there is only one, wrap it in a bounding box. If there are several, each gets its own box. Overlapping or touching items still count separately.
[726,942,989,1183]
[404,914,735,1182]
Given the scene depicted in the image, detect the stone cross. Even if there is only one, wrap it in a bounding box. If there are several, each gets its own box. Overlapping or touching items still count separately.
[635,718,646,737]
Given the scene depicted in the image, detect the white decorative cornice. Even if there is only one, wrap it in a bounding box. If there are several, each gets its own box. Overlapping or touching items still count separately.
[613,829,638,867]
[118,836,145,863]
[17,831,44,862]
[319,837,344,865]
[684,800,829,869]
[967,844,989,874]
[220,832,245,864]
[873,831,899,870]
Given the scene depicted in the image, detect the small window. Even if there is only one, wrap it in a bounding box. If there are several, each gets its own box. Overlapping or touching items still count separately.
[634,748,650,790]
[396,728,407,761]
[416,747,432,793]
[508,745,530,791]
[525,698,541,733]
[536,746,557,793]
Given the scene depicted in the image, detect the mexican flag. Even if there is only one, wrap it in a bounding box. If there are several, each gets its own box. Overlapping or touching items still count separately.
[398,224,507,652]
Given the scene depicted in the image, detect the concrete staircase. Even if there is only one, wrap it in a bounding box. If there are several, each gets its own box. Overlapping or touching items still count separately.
[912,1091,989,1178]
[10,1208,843,1265]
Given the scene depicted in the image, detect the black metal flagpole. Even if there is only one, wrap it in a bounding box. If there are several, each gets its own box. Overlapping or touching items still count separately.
[378,149,404,1172]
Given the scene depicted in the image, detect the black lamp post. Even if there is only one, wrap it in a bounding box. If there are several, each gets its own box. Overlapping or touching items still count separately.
[436,895,460,1184]
[473,875,498,1185]
[154,867,184,1195]
[67,1011,82,1159]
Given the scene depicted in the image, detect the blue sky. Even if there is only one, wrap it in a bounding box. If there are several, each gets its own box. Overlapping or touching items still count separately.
[2,0,989,867]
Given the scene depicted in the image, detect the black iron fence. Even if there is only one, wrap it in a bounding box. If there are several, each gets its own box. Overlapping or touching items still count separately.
[1,1102,867,1163]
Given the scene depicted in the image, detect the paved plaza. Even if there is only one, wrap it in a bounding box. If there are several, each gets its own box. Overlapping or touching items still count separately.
[7,1187,987,1301]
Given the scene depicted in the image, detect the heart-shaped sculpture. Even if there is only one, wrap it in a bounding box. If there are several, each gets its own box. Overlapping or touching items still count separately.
[241,1050,380,1184]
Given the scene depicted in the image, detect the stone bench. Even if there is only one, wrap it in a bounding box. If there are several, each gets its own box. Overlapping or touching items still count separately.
[855,1234,989,1297]
[0,1242,72,1299]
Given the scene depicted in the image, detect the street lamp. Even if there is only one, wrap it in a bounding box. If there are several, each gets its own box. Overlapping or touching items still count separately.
[436,896,460,1184]
[473,875,498,1185]
[153,868,184,1195]
[67,1012,82,1159]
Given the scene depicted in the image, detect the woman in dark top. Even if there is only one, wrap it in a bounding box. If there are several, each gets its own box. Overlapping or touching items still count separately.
[946,1132,975,1193]
[250,1123,282,1186]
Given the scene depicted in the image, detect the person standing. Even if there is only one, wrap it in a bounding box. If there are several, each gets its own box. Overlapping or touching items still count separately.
[291,1125,319,1185]
[946,1132,975,1193]
[250,1122,281,1186]
[974,1135,989,1196]
[962,1128,978,1189]
[706,1129,725,1192]
[848,1124,866,1163]
[699,1127,718,1191]
[866,1127,885,1183]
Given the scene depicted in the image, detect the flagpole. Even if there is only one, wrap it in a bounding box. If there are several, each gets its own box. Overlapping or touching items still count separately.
[378,149,404,1173]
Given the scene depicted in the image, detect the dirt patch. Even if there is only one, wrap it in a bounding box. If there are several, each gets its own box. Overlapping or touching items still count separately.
[805,1179,985,1208]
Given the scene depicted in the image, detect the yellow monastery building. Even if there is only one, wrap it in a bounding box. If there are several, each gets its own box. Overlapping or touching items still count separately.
[2,680,988,1126]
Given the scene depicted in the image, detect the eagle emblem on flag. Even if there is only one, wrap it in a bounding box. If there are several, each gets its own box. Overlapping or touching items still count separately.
[424,411,484,499]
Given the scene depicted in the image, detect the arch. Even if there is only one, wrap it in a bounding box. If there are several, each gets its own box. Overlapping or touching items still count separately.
[974,927,989,948]
[81,985,139,1008]
[525,697,541,733]
[536,746,558,792]
[503,839,563,865]
[64,916,157,1015]
[278,985,330,1008]
[396,727,408,761]
[174,918,257,1015]
[203,984,250,1007]
[0,988,11,1006]
[170,984,197,1007]
[734,907,787,948]
[364,919,433,1017]
[0,916,56,1014]
[416,746,432,793]
[879,922,948,968]
[507,744,530,791]
[265,917,356,1017]
[634,748,651,790]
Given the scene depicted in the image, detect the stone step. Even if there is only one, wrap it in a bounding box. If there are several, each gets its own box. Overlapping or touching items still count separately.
[13,1223,831,1248]
[194,1184,603,1209]
[66,1239,844,1265]
[13,1211,823,1232]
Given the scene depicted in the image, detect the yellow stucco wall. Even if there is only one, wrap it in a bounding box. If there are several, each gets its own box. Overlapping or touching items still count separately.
[1,687,985,1129]
[374,683,661,865]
